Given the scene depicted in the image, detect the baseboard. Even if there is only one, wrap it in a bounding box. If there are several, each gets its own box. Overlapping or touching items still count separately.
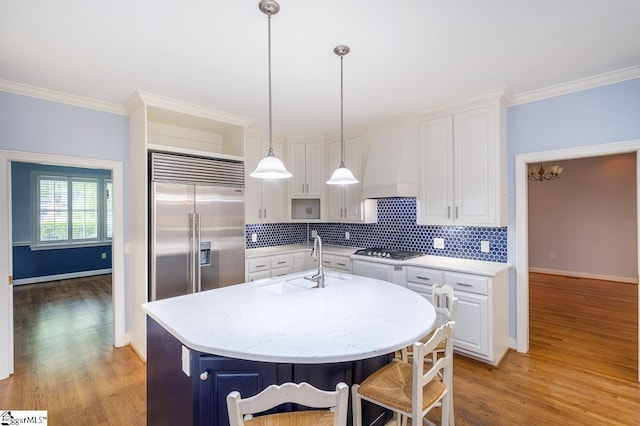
[528,267,638,284]
[13,268,113,285]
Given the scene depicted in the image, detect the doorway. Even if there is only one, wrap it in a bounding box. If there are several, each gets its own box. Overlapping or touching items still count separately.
[527,153,638,379]
[514,140,640,381]
[0,150,125,380]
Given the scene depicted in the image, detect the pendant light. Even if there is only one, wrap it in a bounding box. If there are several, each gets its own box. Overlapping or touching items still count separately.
[327,45,359,185]
[250,0,292,179]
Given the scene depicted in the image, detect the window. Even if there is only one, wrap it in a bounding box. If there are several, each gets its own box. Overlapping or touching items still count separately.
[35,173,112,247]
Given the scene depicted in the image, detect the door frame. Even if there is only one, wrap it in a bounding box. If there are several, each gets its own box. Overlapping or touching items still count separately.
[514,139,640,380]
[0,149,126,380]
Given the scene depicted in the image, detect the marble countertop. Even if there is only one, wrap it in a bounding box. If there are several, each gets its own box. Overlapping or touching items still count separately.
[142,271,435,364]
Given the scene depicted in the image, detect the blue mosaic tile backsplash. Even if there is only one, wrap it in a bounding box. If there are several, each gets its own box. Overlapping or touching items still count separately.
[246,198,507,263]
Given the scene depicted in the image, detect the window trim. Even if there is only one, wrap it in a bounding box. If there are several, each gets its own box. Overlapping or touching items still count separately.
[31,171,113,248]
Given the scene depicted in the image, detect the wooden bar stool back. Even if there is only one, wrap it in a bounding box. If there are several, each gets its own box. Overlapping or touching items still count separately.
[227,381,349,426]
[353,321,456,426]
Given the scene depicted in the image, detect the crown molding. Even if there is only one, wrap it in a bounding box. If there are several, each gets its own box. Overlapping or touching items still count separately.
[0,79,127,115]
[510,66,640,106]
[126,90,252,127]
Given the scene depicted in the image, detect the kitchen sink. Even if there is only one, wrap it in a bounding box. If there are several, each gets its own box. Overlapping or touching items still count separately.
[259,274,346,294]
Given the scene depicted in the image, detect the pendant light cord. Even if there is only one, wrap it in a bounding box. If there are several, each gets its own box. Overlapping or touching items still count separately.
[340,54,345,167]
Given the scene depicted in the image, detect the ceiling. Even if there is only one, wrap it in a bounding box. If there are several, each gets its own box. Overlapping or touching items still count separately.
[2,1,640,136]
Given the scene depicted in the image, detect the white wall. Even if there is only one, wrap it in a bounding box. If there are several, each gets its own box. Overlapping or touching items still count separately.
[528,153,637,282]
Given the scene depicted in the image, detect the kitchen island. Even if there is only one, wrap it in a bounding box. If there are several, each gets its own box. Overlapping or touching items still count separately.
[143,271,436,426]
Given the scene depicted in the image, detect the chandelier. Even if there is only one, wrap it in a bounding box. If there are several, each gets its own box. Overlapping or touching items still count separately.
[528,162,563,181]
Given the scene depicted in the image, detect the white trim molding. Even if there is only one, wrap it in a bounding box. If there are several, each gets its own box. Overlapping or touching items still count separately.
[0,149,127,380]
[510,66,640,106]
[514,140,640,382]
[13,269,113,286]
[528,267,638,285]
[0,79,126,115]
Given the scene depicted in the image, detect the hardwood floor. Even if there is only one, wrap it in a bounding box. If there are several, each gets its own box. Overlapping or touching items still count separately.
[433,272,640,426]
[0,275,146,425]
[2,272,639,425]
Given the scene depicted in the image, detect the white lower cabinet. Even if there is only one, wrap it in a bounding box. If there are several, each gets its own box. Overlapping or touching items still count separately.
[321,254,352,273]
[406,266,508,365]
[247,254,292,281]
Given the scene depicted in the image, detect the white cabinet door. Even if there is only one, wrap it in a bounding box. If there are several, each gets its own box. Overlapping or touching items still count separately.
[289,142,323,197]
[305,143,323,197]
[452,291,489,357]
[245,137,287,223]
[289,143,307,197]
[453,106,496,225]
[417,104,502,226]
[417,116,453,224]
[327,138,364,222]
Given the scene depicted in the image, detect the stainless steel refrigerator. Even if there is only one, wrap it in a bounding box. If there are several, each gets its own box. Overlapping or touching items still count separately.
[150,152,245,301]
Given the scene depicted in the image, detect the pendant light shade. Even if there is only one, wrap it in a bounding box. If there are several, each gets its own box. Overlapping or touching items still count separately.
[250,148,292,179]
[250,0,292,180]
[327,45,359,185]
[327,164,359,184]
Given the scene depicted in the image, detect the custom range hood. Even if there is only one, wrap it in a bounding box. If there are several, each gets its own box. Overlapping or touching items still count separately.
[361,122,418,198]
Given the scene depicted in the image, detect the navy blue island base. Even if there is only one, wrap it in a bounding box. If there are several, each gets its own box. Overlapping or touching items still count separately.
[146,317,393,426]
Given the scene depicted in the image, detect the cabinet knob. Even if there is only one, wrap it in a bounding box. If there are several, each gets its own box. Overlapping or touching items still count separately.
[200,371,209,381]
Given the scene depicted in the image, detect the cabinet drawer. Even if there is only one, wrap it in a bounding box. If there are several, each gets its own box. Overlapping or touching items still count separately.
[406,267,443,286]
[271,254,292,269]
[321,255,336,268]
[407,282,433,299]
[271,265,292,278]
[445,272,488,295]
[248,258,271,273]
[334,255,351,272]
[248,270,271,282]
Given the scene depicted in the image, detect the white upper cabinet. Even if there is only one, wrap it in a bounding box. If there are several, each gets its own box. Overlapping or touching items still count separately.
[289,141,323,197]
[245,137,287,223]
[417,96,507,226]
[327,137,376,223]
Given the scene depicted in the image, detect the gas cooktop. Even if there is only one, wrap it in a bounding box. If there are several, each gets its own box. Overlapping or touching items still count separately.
[354,248,424,260]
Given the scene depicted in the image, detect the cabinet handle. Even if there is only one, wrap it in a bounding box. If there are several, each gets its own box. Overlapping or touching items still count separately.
[456,282,472,287]
[337,262,346,267]
[306,183,309,193]
[256,264,267,268]
[302,184,305,193]
[276,261,286,265]
[200,371,209,381]
[416,276,431,281]
[259,209,262,219]
[455,206,459,219]
[447,207,451,219]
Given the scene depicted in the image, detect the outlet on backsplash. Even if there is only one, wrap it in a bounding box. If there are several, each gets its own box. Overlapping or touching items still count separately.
[251,233,257,243]
[433,238,445,249]
[480,241,490,253]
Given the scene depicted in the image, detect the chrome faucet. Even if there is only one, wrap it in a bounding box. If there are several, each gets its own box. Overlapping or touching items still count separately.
[305,235,325,288]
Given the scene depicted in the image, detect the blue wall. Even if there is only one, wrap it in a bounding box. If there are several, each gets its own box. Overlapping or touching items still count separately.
[247,198,507,263]
[11,162,113,280]
[0,91,129,320]
[507,77,640,337]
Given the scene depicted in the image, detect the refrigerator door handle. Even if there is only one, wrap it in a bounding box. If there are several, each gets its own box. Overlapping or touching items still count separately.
[188,213,195,293]
[195,212,202,292]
